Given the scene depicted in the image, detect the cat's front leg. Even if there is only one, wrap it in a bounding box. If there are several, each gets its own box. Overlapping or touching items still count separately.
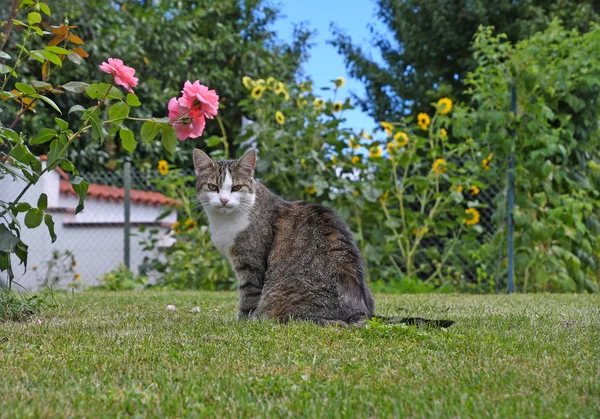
[238,279,263,320]
[230,249,265,320]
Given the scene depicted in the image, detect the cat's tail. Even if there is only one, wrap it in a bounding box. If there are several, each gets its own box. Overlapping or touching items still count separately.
[371,315,454,328]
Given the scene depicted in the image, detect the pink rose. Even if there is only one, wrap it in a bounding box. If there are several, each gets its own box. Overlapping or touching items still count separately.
[99,58,139,93]
[168,97,206,141]
[166,80,219,141]
[181,80,219,119]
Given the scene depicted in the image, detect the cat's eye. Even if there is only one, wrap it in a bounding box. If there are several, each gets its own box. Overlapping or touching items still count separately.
[231,185,243,192]
[206,184,219,192]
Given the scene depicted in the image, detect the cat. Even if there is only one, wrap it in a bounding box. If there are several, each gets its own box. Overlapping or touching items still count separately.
[193,148,453,328]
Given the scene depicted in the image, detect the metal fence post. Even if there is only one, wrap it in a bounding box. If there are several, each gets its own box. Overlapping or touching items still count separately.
[124,161,131,270]
[507,85,516,294]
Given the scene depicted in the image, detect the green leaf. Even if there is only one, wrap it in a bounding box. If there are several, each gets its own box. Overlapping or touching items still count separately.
[15,82,36,95]
[141,121,161,143]
[54,117,68,131]
[85,83,122,100]
[70,177,88,213]
[44,214,57,242]
[41,50,62,66]
[108,102,130,122]
[0,51,10,59]
[27,11,42,25]
[61,81,89,94]
[30,128,56,145]
[126,93,141,107]
[39,3,51,16]
[30,94,62,113]
[161,125,178,155]
[47,136,67,168]
[37,193,48,211]
[16,203,31,213]
[31,80,52,89]
[0,230,20,252]
[119,126,136,152]
[45,46,71,55]
[68,105,86,114]
[205,135,221,147]
[88,113,105,143]
[60,159,75,172]
[24,208,44,228]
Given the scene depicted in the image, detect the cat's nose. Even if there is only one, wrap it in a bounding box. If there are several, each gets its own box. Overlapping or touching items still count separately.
[220,198,229,206]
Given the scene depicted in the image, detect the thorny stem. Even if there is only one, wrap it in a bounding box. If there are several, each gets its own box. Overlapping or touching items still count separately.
[0,0,21,51]
[9,98,37,129]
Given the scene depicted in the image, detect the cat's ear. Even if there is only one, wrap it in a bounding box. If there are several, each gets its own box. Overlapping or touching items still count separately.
[193,148,215,176]
[236,149,256,178]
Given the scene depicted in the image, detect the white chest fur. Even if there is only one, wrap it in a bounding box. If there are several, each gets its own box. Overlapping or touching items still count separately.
[207,212,251,257]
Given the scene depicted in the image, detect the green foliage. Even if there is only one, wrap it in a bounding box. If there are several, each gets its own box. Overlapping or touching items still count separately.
[17,0,311,172]
[95,265,148,291]
[0,1,185,289]
[453,22,600,292]
[331,0,599,119]
[235,77,488,289]
[0,289,49,322]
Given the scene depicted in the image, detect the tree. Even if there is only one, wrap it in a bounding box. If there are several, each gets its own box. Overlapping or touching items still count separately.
[331,0,599,121]
[11,0,311,170]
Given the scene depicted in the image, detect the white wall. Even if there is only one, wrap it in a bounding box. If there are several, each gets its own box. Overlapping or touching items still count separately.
[0,164,176,290]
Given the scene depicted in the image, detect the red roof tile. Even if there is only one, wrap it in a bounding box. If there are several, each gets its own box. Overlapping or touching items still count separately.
[38,156,176,207]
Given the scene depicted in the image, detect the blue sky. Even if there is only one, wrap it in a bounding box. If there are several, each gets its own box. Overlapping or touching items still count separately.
[270,0,388,135]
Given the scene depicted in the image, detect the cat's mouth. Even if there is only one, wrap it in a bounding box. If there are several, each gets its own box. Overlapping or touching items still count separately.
[215,206,236,214]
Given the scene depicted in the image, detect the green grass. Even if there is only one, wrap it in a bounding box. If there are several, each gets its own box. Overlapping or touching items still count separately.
[1,292,599,417]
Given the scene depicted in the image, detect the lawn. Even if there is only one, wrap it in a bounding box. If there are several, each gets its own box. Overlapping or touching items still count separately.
[1,291,599,417]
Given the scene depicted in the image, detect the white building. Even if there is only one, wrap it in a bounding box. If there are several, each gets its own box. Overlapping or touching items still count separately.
[0,160,176,290]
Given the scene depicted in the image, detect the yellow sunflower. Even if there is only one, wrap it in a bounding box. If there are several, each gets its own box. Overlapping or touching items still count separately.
[305,185,317,195]
[242,76,253,90]
[369,146,383,159]
[431,158,447,174]
[184,219,197,230]
[313,98,325,111]
[470,186,480,195]
[437,97,453,115]
[394,131,409,147]
[266,77,277,90]
[463,208,480,226]
[380,121,393,136]
[158,160,168,175]
[74,274,81,281]
[412,226,429,236]
[452,185,464,193]
[379,191,390,203]
[333,101,343,112]
[417,113,431,130]
[386,141,399,156]
[334,77,345,88]
[297,98,308,108]
[172,221,181,231]
[361,130,372,140]
[251,86,265,99]
[275,111,285,125]
[349,137,361,150]
[351,156,360,164]
[300,81,312,92]
[440,128,448,139]
[482,153,493,170]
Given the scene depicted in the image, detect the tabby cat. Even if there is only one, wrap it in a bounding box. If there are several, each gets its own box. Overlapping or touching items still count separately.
[193,149,453,328]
